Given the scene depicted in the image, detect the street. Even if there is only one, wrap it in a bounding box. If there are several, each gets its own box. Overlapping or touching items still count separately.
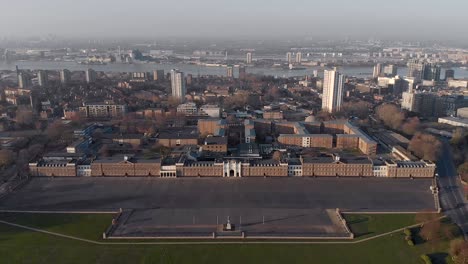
[437,140,468,240]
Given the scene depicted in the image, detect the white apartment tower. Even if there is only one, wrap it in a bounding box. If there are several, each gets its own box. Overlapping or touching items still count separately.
[322,69,344,113]
[295,52,302,64]
[246,52,252,64]
[85,68,97,83]
[37,70,48,87]
[373,63,383,78]
[171,69,186,100]
[60,69,71,85]
[226,65,234,78]
[286,52,293,64]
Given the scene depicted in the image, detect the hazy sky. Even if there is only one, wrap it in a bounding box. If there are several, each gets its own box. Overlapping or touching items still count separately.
[2,0,468,40]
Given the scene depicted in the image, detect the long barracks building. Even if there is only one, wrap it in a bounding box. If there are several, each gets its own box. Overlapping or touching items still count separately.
[30,153,435,178]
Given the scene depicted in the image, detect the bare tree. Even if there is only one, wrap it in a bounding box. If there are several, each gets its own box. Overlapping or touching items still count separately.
[451,128,467,146]
[450,239,468,264]
[315,111,333,121]
[339,101,370,119]
[408,133,442,161]
[401,117,421,135]
[15,106,34,126]
[415,211,441,242]
[167,96,182,108]
[99,145,111,157]
[0,149,15,167]
[45,120,67,141]
[375,104,405,130]
[458,162,468,183]
[272,151,282,161]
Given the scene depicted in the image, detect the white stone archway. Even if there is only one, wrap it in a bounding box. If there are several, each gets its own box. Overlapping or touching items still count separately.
[223,160,242,177]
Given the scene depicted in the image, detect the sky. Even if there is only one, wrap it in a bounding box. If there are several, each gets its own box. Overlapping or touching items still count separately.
[1,0,468,41]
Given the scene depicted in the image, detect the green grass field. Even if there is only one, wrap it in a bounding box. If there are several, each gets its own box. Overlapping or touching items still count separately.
[0,212,458,264]
[344,214,418,239]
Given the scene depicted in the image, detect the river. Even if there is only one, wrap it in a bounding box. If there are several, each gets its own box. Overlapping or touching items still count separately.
[1,61,467,79]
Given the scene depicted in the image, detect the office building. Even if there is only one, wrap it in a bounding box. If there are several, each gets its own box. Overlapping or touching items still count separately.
[85,69,97,83]
[200,105,221,118]
[402,92,468,118]
[153,70,165,81]
[286,52,293,64]
[177,102,198,115]
[423,63,441,81]
[295,52,302,64]
[322,69,344,113]
[170,69,186,100]
[226,65,234,78]
[60,69,71,85]
[407,59,425,81]
[246,52,252,64]
[37,70,48,87]
[17,71,32,88]
[239,66,246,80]
[445,69,455,80]
[373,63,383,78]
[79,102,127,118]
[186,74,193,85]
[402,91,443,117]
[383,65,398,77]
[131,72,150,82]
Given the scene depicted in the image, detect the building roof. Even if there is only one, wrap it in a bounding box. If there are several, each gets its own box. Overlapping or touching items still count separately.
[94,155,160,164]
[159,129,199,139]
[336,134,360,138]
[111,133,144,139]
[205,136,228,145]
[439,117,468,125]
[288,158,302,165]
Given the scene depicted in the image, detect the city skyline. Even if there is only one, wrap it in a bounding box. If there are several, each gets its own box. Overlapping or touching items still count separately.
[1,0,467,41]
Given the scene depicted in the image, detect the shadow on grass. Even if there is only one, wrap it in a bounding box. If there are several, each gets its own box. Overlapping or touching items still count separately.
[346,216,369,225]
[345,216,374,238]
[410,226,426,245]
[428,252,449,264]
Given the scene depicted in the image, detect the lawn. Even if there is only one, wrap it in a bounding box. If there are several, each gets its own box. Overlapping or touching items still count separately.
[0,212,458,264]
[344,213,419,239]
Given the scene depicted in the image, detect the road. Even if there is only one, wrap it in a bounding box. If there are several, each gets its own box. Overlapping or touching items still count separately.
[437,140,468,240]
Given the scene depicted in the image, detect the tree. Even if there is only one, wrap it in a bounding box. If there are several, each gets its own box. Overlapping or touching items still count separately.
[401,117,421,135]
[339,101,370,119]
[152,143,171,157]
[99,145,111,157]
[315,111,333,121]
[451,128,467,146]
[420,254,432,264]
[272,151,282,161]
[266,86,281,101]
[45,120,67,141]
[408,133,442,161]
[375,104,405,130]
[450,239,468,264]
[154,115,167,130]
[0,149,15,167]
[415,212,441,242]
[167,96,182,108]
[15,106,34,126]
[458,162,468,183]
